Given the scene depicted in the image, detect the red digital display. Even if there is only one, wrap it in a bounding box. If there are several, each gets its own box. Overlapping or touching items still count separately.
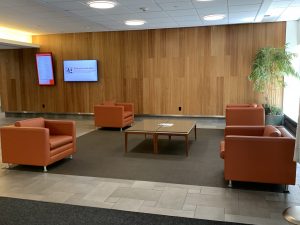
[35,53,55,86]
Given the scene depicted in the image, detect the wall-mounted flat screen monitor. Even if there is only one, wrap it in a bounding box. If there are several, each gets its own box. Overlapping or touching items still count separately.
[63,60,98,82]
[35,53,55,85]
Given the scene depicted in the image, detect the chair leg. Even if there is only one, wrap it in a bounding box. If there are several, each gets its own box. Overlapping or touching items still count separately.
[43,166,47,172]
[69,155,73,159]
[7,163,11,169]
[228,180,232,188]
[283,185,289,193]
[120,128,123,132]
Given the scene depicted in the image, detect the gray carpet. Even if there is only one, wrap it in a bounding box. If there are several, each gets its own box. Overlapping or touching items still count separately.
[0,197,251,225]
[51,128,227,187]
[15,128,284,191]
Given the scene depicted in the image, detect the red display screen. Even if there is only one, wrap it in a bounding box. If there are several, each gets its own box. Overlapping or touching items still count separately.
[35,53,55,86]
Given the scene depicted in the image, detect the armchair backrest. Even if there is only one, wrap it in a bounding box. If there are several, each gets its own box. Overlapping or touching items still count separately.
[226,103,258,108]
[225,126,265,136]
[15,117,45,128]
[225,125,294,139]
[94,105,124,126]
[225,104,265,126]
[103,100,116,106]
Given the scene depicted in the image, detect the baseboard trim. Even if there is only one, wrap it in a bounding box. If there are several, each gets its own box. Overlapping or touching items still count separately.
[5,111,93,120]
[5,111,225,120]
[136,114,225,119]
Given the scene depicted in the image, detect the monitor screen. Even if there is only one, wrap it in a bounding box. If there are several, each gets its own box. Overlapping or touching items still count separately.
[63,60,98,82]
[35,53,55,86]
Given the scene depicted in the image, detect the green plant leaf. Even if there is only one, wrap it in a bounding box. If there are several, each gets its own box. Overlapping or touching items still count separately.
[249,45,299,94]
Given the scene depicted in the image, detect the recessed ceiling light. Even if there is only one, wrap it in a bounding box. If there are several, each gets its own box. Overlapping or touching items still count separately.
[203,14,226,21]
[242,17,255,22]
[87,1,116,9]
[125,20,146,26]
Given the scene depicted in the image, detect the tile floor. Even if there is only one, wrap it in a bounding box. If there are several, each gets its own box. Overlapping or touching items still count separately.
[0,114,298,225]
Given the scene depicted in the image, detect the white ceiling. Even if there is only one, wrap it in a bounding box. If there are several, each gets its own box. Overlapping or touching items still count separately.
[0,0,300,34]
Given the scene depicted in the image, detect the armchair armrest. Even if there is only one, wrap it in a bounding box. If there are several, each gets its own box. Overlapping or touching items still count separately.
[116,103,134,112]
[0,127,50,165]
[225,126,265,136]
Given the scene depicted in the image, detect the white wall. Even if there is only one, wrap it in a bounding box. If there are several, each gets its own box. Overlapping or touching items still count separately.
[283,20,300,122]
[298,20,300,45]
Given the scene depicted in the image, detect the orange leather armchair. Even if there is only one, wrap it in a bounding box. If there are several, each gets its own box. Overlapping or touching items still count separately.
[0,118,76,172]
[225,104,265,126]
[220,125,296,189]
[94,101,134,130]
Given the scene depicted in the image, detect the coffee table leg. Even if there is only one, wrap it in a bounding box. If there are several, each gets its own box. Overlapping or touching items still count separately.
[125,133,128,153]
[194,125,197,140]
[185,134,189,156]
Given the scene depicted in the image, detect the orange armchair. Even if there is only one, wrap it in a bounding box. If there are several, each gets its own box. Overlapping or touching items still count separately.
[225,104,265,126]
[220,125,296,189]
[94,102,134,130]
[0,118,76,172]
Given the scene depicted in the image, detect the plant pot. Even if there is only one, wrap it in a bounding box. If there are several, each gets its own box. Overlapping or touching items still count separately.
[265,115,283,125]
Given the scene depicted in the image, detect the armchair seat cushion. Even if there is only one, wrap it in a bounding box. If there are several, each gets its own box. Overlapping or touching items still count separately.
[50,143,73,157]
[124,111,133,118]
[49,135,73,149]
[103,100,116,106]
[124,116,132,124]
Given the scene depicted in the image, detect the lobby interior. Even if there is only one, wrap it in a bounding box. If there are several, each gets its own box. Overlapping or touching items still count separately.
[1,0,300,225]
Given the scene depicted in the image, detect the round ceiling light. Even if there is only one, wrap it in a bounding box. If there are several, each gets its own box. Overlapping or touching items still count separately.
[242,17,255,22]
[203,14,226,21]
[87,1,116,9]
[125,20,146,26]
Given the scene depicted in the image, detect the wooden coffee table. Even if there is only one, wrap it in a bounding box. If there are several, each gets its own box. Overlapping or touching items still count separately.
[124,119,197,156]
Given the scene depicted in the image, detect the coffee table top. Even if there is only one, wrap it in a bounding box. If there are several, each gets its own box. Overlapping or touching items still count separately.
[125,119,196,134]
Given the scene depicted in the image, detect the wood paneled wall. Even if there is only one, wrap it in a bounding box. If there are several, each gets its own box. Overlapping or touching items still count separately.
[0,22,286,115]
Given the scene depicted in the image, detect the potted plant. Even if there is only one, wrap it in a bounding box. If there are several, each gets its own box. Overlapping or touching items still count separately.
[264,104,284,125]
[248,45,299,125]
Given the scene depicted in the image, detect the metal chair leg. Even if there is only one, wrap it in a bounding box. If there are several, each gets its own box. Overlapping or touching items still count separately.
[228,180,232,188]
[43,166,47,172]
[283,185,289,193]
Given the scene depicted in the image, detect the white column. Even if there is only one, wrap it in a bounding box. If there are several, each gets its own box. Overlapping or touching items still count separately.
[293,98,300,163]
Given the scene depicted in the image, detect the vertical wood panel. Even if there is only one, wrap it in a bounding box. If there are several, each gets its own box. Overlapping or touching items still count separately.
[0,22,286,115]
